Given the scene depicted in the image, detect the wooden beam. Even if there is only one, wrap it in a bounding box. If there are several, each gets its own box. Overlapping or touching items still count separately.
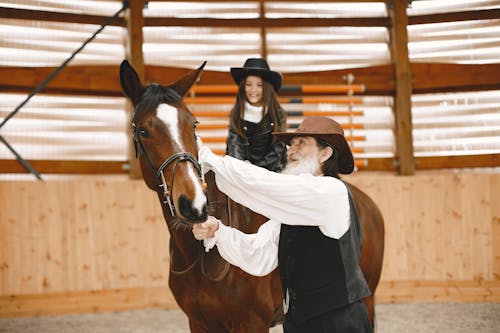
[409,8,500,25]
[2,62,500,97]
[3,5,498,28]
[0,159,128,174]
[283,65,395,95]
[0,65,123,96]
[1,154,498,174]
[411,63,500,94]
[144,0,387,2]
[0,7,125,26]
[388,0,415,175]
[0,6,389,27]
[259,1,267,58]
[362,154,500,171]
[123,0,145,179]
[414,154,500,170]
[144,16,390,27]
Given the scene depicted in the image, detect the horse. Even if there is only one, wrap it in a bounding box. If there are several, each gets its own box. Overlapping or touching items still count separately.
[119,60,384,332]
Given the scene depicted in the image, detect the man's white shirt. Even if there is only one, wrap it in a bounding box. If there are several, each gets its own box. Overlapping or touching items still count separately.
[198,146,351,276]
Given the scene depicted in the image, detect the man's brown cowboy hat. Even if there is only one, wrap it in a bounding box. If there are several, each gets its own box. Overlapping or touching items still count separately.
[273,116,355,174]
[230,58,283,91]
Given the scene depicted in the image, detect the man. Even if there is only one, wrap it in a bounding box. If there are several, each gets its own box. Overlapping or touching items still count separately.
[195,116,372,333]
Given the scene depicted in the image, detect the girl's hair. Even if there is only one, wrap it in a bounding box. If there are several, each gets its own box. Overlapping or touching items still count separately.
[229,78,285,139]
[316,139,340,179]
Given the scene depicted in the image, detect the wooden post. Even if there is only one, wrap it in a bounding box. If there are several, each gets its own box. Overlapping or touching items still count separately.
[388,0,415,175]
[123,0,145,179]
[259,0,267,58]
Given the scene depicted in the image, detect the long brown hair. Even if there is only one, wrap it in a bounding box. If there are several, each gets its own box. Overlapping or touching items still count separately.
[229,78,285,139]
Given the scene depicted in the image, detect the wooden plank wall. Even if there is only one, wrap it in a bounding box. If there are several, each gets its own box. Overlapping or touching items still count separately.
[344,172,500,303]
[1,172,499,317]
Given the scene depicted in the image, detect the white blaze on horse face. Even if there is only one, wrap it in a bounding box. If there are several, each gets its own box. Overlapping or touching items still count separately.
[157,104,207,212]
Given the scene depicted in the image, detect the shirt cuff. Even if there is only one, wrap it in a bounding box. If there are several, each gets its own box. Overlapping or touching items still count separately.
[203,237,216,252]
[198,145,221,174]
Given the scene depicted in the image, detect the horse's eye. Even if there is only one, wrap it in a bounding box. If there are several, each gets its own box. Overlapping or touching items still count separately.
[139,128,149,138]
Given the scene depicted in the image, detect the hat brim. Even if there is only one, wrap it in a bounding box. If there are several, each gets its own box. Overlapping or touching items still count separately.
[273,131,355,174]
[231,67,282,91]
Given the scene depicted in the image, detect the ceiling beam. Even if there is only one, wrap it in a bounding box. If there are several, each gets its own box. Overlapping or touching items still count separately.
[0,6,390,27]
[143,16,391,27]
[143,0,387,2]
[3,5,499,28]
[409,8,500,25]
[0,7,125,26]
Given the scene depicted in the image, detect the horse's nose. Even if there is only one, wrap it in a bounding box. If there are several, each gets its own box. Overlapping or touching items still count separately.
[178,195,207,222]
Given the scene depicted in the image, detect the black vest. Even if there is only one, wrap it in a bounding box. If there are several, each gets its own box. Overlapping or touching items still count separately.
[278,184,370,323]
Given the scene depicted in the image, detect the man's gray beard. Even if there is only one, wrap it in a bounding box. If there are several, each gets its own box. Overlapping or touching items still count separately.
[282,155,320,175]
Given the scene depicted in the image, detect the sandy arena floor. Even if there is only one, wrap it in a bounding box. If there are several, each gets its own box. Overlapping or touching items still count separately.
[1,303,499,333]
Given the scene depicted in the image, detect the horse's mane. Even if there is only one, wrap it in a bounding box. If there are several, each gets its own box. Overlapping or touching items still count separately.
[133,84,182,120]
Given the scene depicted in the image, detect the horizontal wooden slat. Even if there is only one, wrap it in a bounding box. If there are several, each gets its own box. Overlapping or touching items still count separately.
[185,96,362,105]
[144,0,387,2]
[194,110,364,118]
[1,154,498,174]
[201,135,363,143]
[1,278,498,317]
[0,159,128,174]
[190,84,365,95]
[197,123,367,131]
[0,287,177,318]
[376,280,500,303]
[363,154,500,171]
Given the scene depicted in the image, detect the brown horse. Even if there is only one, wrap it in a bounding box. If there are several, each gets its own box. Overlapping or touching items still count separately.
[119,60,384,332]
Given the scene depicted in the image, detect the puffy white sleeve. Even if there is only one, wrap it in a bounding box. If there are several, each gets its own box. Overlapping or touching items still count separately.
[203,219,280,276]
[199,146,350,239]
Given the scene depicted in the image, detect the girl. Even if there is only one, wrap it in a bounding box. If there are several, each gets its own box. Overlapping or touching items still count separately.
[226,58,287,172]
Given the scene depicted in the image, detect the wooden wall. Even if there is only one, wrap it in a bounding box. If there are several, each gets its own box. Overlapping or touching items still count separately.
[1,171,499,317]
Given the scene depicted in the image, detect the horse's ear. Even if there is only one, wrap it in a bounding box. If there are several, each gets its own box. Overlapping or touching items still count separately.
[170,61,207,97]
[119,60,143,104]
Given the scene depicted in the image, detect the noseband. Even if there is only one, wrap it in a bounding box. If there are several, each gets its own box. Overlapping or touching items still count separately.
[132,122,205,218]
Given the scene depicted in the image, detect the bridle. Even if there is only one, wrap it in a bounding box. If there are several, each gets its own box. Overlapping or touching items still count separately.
[131,119,229,281]
[131,121,205,218]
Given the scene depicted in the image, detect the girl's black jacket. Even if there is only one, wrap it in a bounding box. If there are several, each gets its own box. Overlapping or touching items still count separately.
[226,110,287,172]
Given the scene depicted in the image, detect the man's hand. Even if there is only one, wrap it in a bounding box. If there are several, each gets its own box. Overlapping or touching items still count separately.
[192,216,220,240]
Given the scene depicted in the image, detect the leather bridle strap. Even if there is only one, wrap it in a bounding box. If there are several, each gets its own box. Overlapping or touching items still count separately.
[156,152,204,216]
[131,122,205,218]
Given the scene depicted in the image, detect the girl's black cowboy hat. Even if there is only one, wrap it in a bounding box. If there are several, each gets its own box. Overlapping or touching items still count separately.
[272,116,355,174]
[230,58,283,91]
